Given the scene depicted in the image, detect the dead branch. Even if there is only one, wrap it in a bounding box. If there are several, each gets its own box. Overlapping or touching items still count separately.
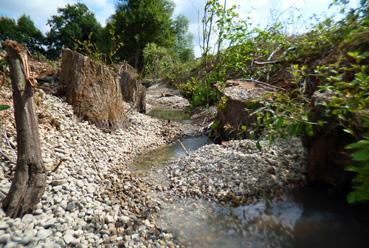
[51,159,65,173]
[253,60,282,65]
[0,149,15,165]
[241,78,286,91]
[177,139,189,156]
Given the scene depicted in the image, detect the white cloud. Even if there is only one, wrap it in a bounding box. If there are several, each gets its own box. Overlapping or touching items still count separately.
[0,0,73,32]
[0,0,115,33]
[0,0,356,57]
[83,0,115,25]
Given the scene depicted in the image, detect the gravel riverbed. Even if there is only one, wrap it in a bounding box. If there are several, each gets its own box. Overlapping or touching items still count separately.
[0,88,185,247]
[0,84,307,247]
[157,139,306,206]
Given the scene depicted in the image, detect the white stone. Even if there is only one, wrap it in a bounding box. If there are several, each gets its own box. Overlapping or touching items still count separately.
[0,234,10,243]
[63,230,76,244]
[37,228,52,239]
[0,222,9,230]
[21,214,33,223]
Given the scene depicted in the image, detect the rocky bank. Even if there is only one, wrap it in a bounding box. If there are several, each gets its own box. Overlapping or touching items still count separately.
[155,139,306,206]
[0,86,183,247]
[0,80,307,248]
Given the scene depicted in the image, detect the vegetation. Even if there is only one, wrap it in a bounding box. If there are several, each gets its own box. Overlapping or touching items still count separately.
[251,2,369,202]
[173,15,195,63]
[46,3,102,59]
[173,0,369,202]
[0,1,194,71]
[1,0,368,203]
[0,15,45,55]
[106,0,176,70]
[0,105,10,111]
[346,118,369,203]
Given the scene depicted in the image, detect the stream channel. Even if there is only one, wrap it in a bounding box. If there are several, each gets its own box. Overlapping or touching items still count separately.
[133,110,369,248]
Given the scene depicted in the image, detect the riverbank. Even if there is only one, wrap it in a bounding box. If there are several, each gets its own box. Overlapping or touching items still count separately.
[0,86,185,247]
[151,138,306,206]
[0,82,307,247]
[1,81,368,248]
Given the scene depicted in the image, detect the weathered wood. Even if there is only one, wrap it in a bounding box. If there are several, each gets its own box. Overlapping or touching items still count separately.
[2,40,46,218]
[59,49,126,130]
[118,62,146,113]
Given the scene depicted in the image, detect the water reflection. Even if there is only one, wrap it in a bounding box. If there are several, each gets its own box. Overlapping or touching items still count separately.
[158,190,369,248]
[131,135,210,175]
[147,108,191,122]
[132,135,369,248]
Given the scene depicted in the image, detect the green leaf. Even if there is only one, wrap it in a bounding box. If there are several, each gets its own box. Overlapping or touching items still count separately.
[256,141,262,151]
[0,105,10,111]
[343,129,354,136]
[346,165,359,172]
[346,140,369,150]
[351,150,369,161]
[305,124,314,137]
[347,192,358,204]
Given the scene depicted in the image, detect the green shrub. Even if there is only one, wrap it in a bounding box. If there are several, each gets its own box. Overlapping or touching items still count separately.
[346,119,369,203]
[251,6,369,202]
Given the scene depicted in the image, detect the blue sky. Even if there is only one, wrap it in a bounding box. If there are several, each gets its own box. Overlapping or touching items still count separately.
[0,0,358,56]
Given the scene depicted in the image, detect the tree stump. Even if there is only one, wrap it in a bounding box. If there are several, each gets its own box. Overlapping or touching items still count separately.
[2,40,46,218]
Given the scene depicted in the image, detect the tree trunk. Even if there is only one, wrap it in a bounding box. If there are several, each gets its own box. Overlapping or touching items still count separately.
[2,40,46,218]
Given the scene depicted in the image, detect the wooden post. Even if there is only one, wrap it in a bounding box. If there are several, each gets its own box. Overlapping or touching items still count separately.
[2,40,46,218]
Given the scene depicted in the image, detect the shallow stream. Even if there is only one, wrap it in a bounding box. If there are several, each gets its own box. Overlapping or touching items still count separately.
[147,108,191,122]
[138,110,369,247]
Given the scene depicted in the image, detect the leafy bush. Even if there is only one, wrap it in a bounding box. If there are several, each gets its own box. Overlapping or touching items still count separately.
[176,1,369,202]
[250,4,369,202]
[143,43,176,79]
[346,118,369,203]
[143,42,198,87]
[177,0,292,108]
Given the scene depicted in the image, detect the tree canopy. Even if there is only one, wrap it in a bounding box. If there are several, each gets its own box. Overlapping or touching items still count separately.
[0,15,44,54]
[108,0,177,70]
[173,15,195,62]
[46,3,102,58]
[0,0,195,66]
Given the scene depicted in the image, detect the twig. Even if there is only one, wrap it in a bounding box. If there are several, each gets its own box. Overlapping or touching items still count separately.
[2,127,13,149]
[124,105,133,115]
[202,117,207,126]
[240,78,285,91]
[253,47,283,65]
[267,47,281,61]
[177,139,189,155]
[253,60,282,65]
[0,149,15,165]
[51,159,65,173]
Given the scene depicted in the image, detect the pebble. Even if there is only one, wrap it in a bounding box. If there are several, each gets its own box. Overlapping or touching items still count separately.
[120,216,130,224]
[0,223,9,230]
[163,138,306,205]
[63,230,76,244]
[0,86,184,247]
[37,228,52,239]
[0,234,10,243]
[22,214,33,224]
[50,180,67,186]
[65,201,78,212]
[18,233,33,245]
